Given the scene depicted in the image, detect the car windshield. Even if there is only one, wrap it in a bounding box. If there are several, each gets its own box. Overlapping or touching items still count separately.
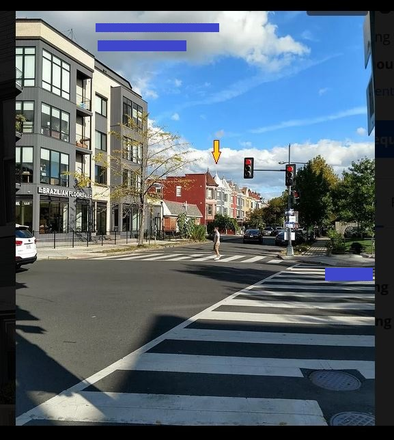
[245,229,259,233]
[16,228,33,238]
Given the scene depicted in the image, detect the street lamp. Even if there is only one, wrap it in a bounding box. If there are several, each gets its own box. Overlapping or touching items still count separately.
[160,200,164,240]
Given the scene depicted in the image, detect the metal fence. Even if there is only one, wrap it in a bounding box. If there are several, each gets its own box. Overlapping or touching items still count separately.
[33,229,181,248]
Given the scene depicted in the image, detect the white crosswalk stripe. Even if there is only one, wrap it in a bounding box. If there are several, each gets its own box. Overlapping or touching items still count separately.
[17,263,374,426]
[92,252,277,264]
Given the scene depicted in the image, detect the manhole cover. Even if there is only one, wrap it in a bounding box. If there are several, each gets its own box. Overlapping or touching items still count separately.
[309,370,361,391]
[330,412,375,426]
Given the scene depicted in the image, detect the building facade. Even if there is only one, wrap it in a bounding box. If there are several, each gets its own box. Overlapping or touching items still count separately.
[15,19,147,237]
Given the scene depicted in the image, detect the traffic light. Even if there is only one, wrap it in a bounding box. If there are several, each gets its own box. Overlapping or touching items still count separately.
[293,189,300,199]
[285,164,296,186]
[244,157,254,179]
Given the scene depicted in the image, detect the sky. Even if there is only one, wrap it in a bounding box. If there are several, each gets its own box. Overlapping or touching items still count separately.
[17,10,374,201]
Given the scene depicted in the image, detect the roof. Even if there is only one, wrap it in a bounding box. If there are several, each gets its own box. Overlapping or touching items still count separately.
[164,200,203,218]
[206,171,218,187]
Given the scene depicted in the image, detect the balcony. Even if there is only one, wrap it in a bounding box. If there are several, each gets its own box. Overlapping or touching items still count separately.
[16,67,23,92]
[76,94,92,117]
[75,136,92,154]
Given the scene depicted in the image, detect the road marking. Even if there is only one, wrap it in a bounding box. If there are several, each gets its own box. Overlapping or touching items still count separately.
[18,392,326,426]
[229,298,374,310]
[199,310,374,326]
[141,254,183,261]
[240,256,267,263]
[244,290,374,300]
[190,255,218,262]
[115,253,163,261]
[124,352,374,379]
[267,259,283,264]
[169,328,374,347]
[165,254,205,261]
[217,255,246,262]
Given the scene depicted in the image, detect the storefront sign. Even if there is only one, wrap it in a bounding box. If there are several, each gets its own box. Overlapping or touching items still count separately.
[38,186,92,199]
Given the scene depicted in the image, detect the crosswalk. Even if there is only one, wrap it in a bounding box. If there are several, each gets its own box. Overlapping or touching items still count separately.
[93,251,282,264]
[16,264,374,426]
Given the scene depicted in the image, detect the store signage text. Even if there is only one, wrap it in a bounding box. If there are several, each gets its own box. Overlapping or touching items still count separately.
[38,186,92,199]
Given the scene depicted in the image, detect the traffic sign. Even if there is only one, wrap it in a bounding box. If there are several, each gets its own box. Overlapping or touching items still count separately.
[285,222,295,228]
[288,215,296,222]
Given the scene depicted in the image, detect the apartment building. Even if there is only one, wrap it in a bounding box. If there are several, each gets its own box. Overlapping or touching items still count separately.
[16,19,147,237]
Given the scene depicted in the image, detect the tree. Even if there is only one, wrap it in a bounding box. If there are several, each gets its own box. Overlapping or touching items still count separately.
[246,207,265,229]
[333,157,375,234]
[294,156,339,234]
[95,114,198,246]
[262,193,287,226]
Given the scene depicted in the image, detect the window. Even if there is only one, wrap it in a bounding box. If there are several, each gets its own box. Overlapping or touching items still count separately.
[95,131,107,151]
[95,165,107,185]
[176,186,181,197]
[122,169,132,187]
[16,146,34,183]
[40,198,69,233]
[123,97,144,131]
[207,205,213,216]
[16,101,34,133]
[123,97,132,126]
[122,137,132,160]
[40,148,69,187]
[224,194,228,202]
[41,103,70,142]
[95,94,107,117]
[42,49,70,99]
[16,47,35,87]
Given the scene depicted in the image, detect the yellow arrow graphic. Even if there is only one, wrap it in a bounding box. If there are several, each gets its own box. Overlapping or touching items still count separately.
[212,139,221,164]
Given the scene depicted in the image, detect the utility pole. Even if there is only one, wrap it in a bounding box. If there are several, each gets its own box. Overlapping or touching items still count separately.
[286,144,294,256]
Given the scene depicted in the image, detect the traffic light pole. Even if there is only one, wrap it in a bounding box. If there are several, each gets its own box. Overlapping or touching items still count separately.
[286,144,294,256]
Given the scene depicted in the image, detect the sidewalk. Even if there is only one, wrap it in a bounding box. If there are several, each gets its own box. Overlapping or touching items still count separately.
[36,238,199,261]
[279,237,375,267]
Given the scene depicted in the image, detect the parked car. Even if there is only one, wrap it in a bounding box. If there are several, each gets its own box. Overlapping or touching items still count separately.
[262,226,274,236]
[271,227,284,236]
[275,230,305,246]
[243,228,263,244]
[15,224,37,270]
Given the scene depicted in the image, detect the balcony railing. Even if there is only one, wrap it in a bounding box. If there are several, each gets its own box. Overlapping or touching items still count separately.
[76,93,91,111]
[16,67,22,88]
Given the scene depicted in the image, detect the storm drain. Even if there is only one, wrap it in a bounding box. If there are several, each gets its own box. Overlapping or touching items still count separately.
[330,412,375,426]
[308,370,361,391]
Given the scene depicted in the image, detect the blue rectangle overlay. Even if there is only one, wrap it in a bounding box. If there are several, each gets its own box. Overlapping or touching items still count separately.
[96,23,219,33]
[98,40,187,52]
[325,267,374,281]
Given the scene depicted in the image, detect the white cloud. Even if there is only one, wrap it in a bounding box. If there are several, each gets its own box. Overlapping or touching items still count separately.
[17,11,310,87]
[174,79,182,87]
[171,113,180,121]
[181,138,374,200]
[215,129,225,138]
[250,106,367,134]
[356,127,367,136]
[301,30,319,42]
[318,87,329,96]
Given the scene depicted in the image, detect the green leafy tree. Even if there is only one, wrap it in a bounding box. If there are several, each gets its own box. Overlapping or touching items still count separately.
[332,157,375,234]
[246,208,265,229]
[294,156,338,234]
[262,193,287,226]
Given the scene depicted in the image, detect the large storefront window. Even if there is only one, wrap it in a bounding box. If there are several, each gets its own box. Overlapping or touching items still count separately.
[40,148,69,187]
[16,199,33,231]
[39,197,69,233]
[16,146,34,183]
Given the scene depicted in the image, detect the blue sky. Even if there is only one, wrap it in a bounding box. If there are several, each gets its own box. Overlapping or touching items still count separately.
[17,11,374,200]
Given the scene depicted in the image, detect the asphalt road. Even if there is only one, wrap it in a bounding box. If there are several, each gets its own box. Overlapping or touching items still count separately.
[16,237,283,416]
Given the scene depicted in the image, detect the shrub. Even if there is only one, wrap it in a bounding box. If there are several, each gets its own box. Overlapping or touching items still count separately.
[189,224,207,241]
[350,242,365,254]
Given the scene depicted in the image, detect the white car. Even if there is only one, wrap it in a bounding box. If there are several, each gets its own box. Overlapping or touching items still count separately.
[15,224,37,270]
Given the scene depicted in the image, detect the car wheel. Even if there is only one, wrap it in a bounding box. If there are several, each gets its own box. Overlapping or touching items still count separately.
[16,264,21,271]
